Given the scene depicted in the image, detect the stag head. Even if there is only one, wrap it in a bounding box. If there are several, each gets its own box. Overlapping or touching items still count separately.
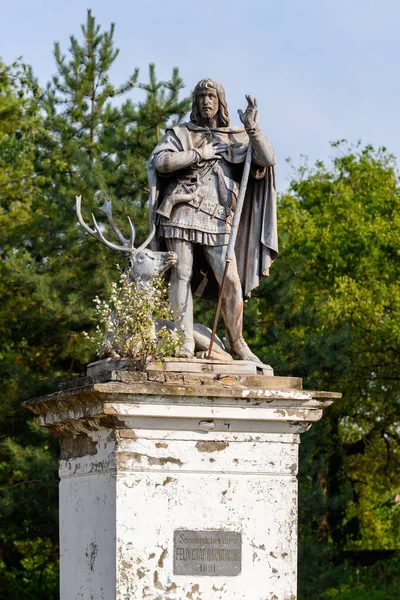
[75,195,177,287]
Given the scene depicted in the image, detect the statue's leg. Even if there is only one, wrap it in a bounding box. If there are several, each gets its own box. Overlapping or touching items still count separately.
[165,238,195,358]
[203,245,262,364]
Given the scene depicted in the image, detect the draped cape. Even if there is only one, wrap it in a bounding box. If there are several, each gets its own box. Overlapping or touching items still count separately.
[147,122,278,298]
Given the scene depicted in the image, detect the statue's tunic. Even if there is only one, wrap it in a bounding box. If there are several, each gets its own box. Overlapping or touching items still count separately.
[148,122,278,297]
[156,148,241,246]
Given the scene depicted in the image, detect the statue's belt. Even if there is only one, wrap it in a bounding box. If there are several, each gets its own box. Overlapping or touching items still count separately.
[157,193,233,223]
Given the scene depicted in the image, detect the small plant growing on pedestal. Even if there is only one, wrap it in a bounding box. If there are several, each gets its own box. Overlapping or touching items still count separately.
[84,271,182,370]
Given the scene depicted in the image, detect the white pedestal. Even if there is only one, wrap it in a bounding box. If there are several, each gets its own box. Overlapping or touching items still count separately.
[26,362,339,600]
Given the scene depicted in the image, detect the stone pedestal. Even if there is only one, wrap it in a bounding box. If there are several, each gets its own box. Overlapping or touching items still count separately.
[25,360,339,600]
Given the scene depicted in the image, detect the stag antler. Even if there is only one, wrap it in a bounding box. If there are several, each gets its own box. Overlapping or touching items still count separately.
[75,195,136,253]
[99,197,157,251]
[99,199,130,245]
[137,222,156,252]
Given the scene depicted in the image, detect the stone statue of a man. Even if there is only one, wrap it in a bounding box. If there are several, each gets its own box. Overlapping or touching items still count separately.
[147,78,278,361]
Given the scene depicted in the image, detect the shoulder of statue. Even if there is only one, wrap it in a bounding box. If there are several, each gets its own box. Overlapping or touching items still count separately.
[171,121,193,131]
[166,122,196,141]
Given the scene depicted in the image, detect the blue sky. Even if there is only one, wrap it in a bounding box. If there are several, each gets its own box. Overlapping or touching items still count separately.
[1,0,399,189]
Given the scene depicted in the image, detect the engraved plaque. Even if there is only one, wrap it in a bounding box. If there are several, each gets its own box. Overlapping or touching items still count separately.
[173,529,242,576]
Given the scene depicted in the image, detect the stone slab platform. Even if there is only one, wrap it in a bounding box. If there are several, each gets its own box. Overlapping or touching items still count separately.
[87,356,274,377]
[54,357,302,394]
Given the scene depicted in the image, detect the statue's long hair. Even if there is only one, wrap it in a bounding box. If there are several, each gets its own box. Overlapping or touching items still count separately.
[190,78,230,127]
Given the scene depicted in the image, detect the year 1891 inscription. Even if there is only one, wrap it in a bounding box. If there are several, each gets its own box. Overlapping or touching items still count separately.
[173,530,242,576]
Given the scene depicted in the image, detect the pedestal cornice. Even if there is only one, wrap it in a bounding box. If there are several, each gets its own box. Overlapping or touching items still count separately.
[24,365,340,438]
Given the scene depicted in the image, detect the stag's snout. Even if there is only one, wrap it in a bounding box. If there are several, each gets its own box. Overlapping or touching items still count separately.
[126,248,178,284]
[159,250,178,274]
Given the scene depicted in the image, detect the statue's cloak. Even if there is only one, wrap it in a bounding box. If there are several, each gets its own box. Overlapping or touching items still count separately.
[147,122,278,298]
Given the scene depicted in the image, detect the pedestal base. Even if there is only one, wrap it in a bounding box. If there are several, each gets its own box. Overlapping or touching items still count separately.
[25,362,340,600]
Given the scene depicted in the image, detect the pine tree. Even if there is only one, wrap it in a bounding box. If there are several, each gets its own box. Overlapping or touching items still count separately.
[0,58,59,599]
[25,9,191,377]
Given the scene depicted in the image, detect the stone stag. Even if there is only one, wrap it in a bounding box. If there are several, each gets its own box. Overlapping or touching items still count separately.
[75,196,231,360]
[75,195,177,287]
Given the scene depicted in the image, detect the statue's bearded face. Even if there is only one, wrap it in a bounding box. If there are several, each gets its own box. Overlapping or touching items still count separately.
[197,87,219,122]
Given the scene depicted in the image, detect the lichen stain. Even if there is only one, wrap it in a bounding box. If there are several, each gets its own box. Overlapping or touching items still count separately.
[136,567,145,579]
[290,463,297,474]
[209,458,215,463]
[157,548,168,567]
[119,568,129,583]
[130,452,183,466]
[163,476,177,486]
[98,414,126,428]
[153,570,163,589]
[259,544,266,550]
[85,541,98,572]
[285,408,305,417]
[155,442,168,448]
[119,429,137,440]
[195,441,229,453]
[61,433,97,459]
[149,455,183,466]
[149,553,156,559]
[186,583,200,598]
[269,551,277,558]
[153,570,176,593]
[123,479,141,489]
[131,452,143,463]
[212,584,225,591]
[128,452,183,466]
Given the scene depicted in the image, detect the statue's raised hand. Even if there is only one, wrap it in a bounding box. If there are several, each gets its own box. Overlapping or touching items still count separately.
[238,95,258,130]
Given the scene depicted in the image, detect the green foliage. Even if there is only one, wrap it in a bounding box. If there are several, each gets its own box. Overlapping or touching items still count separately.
[0,426,59,599]
[298,545,400,600]
[87,272,182,367]
[249,142,400,596]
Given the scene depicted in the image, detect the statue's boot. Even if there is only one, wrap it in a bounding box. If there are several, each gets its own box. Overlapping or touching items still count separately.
[219,266,263,365]
[202,245,263,364]
[228,336,263,365]
[179,339,195,358]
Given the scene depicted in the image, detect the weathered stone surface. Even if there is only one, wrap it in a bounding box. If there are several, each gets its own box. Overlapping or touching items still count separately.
[87,357,137,376]
[25,378,339,438]
[146,357,270,375]
[87,356,274,376]
[25,374,340,599]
